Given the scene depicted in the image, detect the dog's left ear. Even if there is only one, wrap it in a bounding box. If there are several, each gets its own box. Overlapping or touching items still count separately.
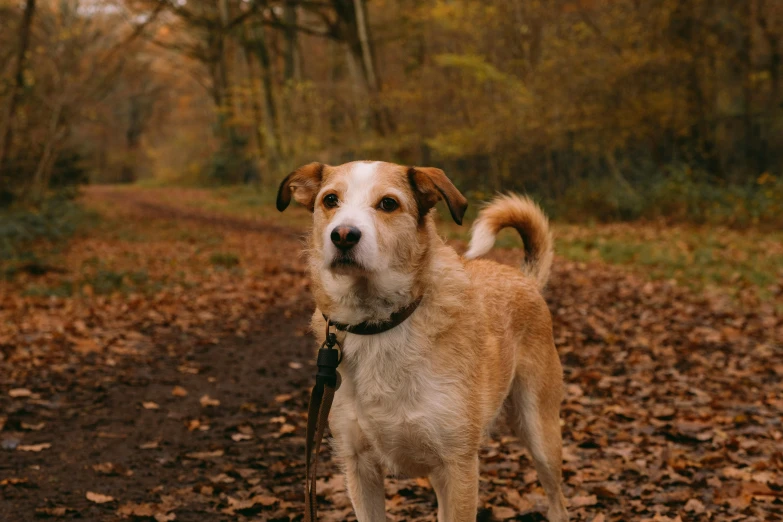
[408,166,468,225]
[277,162,325,212]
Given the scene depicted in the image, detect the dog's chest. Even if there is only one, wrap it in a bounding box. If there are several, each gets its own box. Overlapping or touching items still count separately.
[340,330,459,474]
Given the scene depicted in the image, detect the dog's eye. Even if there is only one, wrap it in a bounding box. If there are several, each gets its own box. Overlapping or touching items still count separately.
[379,197,398,212]
[323,194,339,208]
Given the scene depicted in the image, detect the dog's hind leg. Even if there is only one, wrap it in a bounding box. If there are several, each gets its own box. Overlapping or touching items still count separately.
[505,353,569,522]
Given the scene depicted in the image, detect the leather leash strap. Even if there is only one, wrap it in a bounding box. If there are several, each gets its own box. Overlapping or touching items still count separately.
[304,325,341,522]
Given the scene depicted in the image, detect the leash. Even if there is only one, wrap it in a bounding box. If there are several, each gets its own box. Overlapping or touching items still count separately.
[304,298,422,521]
[304,321,342,522]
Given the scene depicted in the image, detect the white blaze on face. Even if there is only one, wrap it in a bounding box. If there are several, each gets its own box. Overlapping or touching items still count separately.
[321,162,382,270]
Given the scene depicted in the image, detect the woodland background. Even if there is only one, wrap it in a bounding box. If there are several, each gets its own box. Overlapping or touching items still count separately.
[1,2,782,521]
[2,0,783,228]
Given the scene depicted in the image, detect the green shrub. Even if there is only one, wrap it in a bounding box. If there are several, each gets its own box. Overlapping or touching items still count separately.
[549,166,782,227]
[0,194,93,261]
[647,167,783,227]
[556,177,643,223]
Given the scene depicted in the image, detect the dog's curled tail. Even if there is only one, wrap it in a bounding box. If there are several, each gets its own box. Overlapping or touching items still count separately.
[464,194,554,289]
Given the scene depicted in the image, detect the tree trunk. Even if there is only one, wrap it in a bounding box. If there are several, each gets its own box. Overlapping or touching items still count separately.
[352,0,379,92]
[32,97,65,201]
[245,25,282,173]
[283,0,299,82]
[333,0,392,135]
[242,37,268,170]
[713,0,753,181]
[758,0,781,109]
[120,94,148,184]
[0,0,37,185]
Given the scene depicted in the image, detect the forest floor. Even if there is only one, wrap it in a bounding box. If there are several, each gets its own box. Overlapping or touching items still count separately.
[0,186,781,522]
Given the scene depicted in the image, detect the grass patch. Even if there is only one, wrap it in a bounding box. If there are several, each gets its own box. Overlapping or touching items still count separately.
[425,205,781,301]
[185,185,314,228]
[85,185,781,302]
[209,252,240,268]
[22,269,156,297]
[554,223,783,299]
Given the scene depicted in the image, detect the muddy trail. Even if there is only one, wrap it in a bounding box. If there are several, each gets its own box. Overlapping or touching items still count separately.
[0,187,780,522]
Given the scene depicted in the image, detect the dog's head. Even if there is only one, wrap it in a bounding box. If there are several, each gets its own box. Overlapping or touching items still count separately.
[277,161,467,318]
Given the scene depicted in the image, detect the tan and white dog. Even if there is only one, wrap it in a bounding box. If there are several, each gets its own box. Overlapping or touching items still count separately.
[277,161,568,522]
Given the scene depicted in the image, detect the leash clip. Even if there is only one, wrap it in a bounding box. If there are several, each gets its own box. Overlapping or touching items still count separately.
[315,321,342,388]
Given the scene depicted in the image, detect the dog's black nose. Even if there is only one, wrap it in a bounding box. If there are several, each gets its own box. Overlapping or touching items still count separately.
[330,226,361,251]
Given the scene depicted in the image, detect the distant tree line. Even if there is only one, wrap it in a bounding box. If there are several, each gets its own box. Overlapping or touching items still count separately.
[1,0,781,224]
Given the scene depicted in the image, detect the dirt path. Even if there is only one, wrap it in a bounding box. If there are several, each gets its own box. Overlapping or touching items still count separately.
[1,187,780,521]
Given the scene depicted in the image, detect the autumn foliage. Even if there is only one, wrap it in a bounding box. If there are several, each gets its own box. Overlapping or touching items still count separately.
[1,0,782,226]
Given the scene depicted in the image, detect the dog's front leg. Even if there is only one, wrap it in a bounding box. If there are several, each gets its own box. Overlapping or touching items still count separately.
[331,396,385,521]
[343,446,385,521]
[430,456,479,522]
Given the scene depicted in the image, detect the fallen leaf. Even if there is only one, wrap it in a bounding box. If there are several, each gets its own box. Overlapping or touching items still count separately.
[278,423,296,435]
[118,503,154,517]
[274,393,292,403]
[92,462,115,474]
[571,494,598,508]
[139,441,159,450]
[199,394,220,407]
[35,506,77,517]
[254,495,278,507]
[86,491,115,504]
[171,386,188,397]
[684,498,705,514]
[92,462,130,476]
[316,475,345,495]
[492,506,517,520]
[21,422,45,431]
[0,477,27,486]
[72,337,101,354]
[288,361,303,369]
[505,489,535,511]
[9,388,32,398]
[185,449,224,459]
[414,477,430,488]
[17,443,51,452]
[231,433,252,442]
[117,502,159,518]
[222,495,278,515]
[209,473,235,484]
[142,401,160,410]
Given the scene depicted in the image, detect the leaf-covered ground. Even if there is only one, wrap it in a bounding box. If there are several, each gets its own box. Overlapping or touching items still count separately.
[1,187,781,522]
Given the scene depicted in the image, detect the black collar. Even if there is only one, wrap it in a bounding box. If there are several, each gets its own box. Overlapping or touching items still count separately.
[323,297,422,336]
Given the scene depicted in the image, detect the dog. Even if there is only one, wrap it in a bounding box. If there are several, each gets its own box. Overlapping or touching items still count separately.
[277,161,568,522]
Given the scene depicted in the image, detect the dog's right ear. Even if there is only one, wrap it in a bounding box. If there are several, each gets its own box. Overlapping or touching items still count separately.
[276,162,325,212]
